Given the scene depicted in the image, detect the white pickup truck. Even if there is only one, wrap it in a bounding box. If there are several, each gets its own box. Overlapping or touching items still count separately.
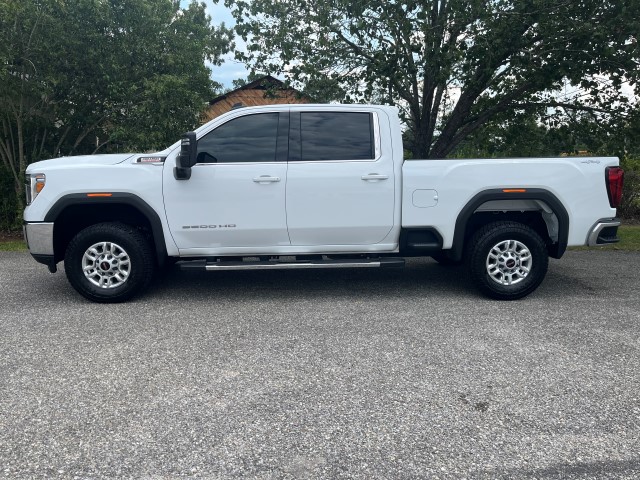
[23,104,624,302]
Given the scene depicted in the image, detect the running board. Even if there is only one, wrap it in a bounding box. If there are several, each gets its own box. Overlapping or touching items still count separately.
[178,257,405,271]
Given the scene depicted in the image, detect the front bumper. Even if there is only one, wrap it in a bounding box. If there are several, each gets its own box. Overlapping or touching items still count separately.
[23,222,57,272]
[23,222,54,254]
[587,218,621,246]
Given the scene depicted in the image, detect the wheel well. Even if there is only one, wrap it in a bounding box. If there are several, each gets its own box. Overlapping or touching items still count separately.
[464,211,551,249]
[450,190,569,261]
[52,204,157,263]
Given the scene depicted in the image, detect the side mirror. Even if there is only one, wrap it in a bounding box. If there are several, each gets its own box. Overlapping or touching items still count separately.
[174,131,197,180]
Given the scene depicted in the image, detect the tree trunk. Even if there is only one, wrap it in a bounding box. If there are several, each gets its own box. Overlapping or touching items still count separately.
[411,129,431,159]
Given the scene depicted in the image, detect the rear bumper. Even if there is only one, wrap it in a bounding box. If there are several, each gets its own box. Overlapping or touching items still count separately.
[587,218,621,246]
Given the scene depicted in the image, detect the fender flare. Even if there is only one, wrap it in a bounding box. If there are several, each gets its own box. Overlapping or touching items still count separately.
[450,188,569,261]
[44,193,168,264]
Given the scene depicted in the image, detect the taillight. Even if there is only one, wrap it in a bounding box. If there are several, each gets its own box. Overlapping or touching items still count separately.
[605,166,624,208]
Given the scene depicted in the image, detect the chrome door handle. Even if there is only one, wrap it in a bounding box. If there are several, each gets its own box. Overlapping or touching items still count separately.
[361,174,389,181]
[253,175,281,183]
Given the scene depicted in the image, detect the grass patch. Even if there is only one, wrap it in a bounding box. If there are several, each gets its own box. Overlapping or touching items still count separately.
[616,225,640,251]
[0,239,27,251]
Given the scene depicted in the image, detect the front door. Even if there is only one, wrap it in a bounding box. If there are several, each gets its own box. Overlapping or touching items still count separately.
[163,111,290,253]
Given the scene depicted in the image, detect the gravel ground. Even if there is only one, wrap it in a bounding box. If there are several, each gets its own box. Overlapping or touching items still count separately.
[0,250,639,479]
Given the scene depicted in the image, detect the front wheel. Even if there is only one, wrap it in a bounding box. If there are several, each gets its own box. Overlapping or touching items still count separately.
[64,222,155,303]
[467,221,548,300]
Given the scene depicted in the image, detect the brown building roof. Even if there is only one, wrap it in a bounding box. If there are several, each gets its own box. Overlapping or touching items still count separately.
[203,75,312,122]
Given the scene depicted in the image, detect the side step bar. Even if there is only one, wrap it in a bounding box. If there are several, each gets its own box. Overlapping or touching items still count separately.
[178,257,405,271]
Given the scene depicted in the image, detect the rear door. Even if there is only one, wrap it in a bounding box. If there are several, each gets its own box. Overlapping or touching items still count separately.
[285,109,395,246]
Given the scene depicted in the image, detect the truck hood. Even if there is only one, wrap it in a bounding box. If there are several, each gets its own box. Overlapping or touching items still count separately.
[26,153,136,172]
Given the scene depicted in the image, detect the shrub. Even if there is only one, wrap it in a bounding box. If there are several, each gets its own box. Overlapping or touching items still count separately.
[619,157,640,221]
[0,165,20,232]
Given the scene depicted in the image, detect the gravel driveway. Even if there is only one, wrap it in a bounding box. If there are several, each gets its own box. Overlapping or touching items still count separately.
[1,250,638,479]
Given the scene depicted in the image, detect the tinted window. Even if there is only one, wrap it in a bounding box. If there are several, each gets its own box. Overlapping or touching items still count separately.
[300,112,374,161]
[197,113,279,163]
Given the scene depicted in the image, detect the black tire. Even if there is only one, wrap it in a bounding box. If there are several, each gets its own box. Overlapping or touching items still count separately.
[64,222,155,303]
[466,221,548,300]
[431,251,463,266]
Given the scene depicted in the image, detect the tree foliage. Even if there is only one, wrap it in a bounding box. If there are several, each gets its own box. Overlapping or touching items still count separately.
[227,0,639,159]
[0,0,232,222]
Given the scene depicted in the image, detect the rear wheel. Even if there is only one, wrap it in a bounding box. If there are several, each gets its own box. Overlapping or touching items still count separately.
[64,222,155,303]
[467,221,548,300]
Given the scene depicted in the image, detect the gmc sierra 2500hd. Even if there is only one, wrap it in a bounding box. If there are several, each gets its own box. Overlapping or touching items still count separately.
[23,105,624,302]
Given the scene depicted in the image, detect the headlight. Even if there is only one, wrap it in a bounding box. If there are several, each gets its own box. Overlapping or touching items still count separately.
[25,173,46,206]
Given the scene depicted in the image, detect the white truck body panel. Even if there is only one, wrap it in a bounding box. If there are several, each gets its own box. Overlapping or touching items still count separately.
[402,157,618,247]
[163,161,290,249]
[24,153,181,257]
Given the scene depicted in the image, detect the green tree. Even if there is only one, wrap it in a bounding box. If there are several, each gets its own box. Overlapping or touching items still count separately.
[0,0,232,225]
[451,114,557,159]
[227,0,639,159]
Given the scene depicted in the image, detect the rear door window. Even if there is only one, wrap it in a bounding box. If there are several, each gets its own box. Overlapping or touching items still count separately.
[298,112,374,161]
